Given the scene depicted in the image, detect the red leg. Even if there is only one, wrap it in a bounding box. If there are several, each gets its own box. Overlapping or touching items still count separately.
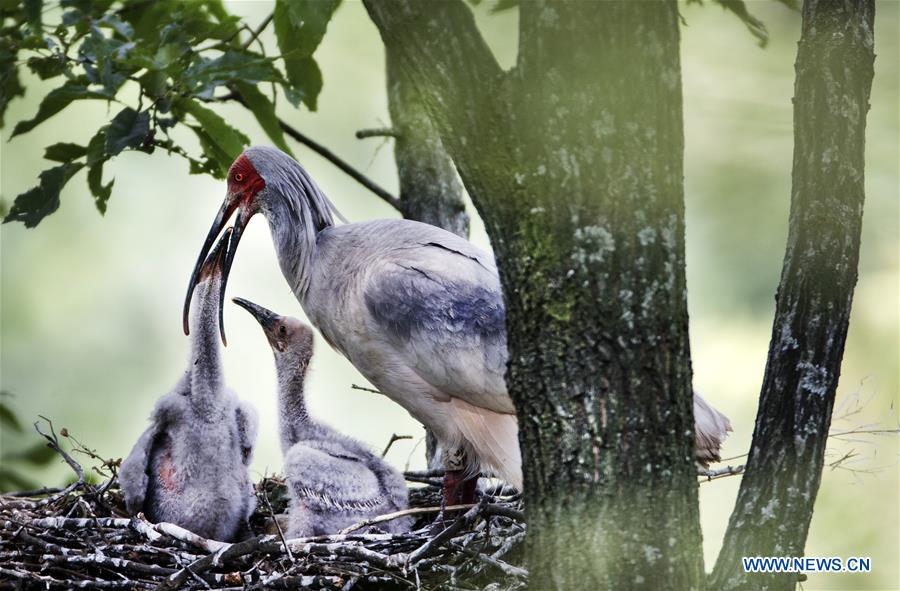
[457,475,478,505]
[442,470,478,506]
[442,469,465,507]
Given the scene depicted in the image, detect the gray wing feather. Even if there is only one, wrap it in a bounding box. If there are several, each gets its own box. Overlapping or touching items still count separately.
[119,381,187,515]
[118,423,161,514]
[363,239,512,414]
[285,442,385,507]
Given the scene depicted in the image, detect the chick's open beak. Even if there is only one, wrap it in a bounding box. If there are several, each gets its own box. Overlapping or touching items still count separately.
[183,193,256,345]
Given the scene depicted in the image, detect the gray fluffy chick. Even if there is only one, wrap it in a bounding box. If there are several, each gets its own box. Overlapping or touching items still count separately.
[233,297,411,537]
[119,230,258,542]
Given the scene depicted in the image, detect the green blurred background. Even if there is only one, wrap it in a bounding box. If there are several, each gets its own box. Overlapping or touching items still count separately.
[1,2,897,589]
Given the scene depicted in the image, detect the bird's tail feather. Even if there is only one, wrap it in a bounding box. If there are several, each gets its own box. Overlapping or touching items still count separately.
[449,398,522,490]
[693,391,732,467]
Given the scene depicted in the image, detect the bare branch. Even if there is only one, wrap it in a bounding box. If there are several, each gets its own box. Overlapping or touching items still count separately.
[381,433,413,457]
[339,504,476,535]
[698,464,745,482]
[356,127,401,139]
[351,383,382,395]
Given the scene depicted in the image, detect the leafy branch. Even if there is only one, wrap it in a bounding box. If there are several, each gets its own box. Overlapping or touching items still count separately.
[1,0,396,228]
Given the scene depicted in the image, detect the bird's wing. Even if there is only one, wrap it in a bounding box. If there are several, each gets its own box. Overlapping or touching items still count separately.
[693,391,732,466]
[118,424,159,514]
[118,390,185,514]
[284,442,387,510]
[233,397,258,466]
[361,240,513,415]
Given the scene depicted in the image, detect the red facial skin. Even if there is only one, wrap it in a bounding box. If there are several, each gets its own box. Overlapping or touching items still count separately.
[227,155,266,205]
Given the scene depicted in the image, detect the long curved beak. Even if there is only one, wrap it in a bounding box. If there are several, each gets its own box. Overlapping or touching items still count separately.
[183,195,255,345]
[232,297,280,333]
[198,227,232,282]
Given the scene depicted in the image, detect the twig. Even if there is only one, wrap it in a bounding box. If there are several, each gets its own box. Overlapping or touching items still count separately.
[698,464,745,481]
[351,383,383,395]
[259,478,294,563]
[338,504,476,535]
[278,121,402,211]
[33,418,85,507]
[6,485,64,497]
[381,433,413,457]
[407,502,485,566]
[242,12,274,49]
[403,469,445,486]
[404,469,445,479]
[356,128,401,139]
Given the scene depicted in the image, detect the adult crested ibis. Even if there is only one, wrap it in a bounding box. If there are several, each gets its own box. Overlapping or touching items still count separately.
[183,146,730,501]
[121,230,258,542]
[233,297,410,536]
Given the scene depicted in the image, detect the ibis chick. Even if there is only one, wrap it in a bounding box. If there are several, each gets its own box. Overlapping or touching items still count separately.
[234,297,410,537]
[120,230,258,542]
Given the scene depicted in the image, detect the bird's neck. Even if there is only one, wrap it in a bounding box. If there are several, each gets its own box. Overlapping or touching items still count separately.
[188,281,225,414]
[266,196,326,302]
[275,360,314,454]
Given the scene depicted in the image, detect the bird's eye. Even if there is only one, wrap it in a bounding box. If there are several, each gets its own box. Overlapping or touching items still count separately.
[279,326,287,336]
[233,172,245,182]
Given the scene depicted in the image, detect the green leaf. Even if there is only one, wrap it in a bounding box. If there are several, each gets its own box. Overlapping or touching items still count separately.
[179,99,249,160]
[106,107,150,155]
[11,80,108,137]
[0,401,23,433]
[138,68,167,99]
[0,40,26,127]
[281,55,322,111]
[718,0,768,46]
[4,162,85,228]
[273,0,339,58]
[87,126,108,165]
[183,50,282,97]
[188,125,230,178]
[97,13,134,39]
[23,0,42,30]
[234,82,293,156]
[80,27,134,95]
[273,0,338,109]
[26,55,68,80]
[88,159,114,214]
[44,142,87,163]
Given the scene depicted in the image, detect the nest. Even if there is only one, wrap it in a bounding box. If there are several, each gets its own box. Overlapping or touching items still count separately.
[0,423,527,590]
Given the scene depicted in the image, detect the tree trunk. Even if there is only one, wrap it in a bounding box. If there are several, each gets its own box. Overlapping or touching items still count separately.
[365,1,704,588]
[710,2,875,589]
[386,45,469,237]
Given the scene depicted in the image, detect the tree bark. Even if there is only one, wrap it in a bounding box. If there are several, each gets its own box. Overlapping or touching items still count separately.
[710,1,875,589]
[365,1,703,588]
[386,45,469,238]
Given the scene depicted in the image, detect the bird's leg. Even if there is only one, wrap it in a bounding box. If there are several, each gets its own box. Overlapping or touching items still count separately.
[441,468,466,507]
[432,448,472,532]
[440,447,467,506]
[457,475,478,505]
